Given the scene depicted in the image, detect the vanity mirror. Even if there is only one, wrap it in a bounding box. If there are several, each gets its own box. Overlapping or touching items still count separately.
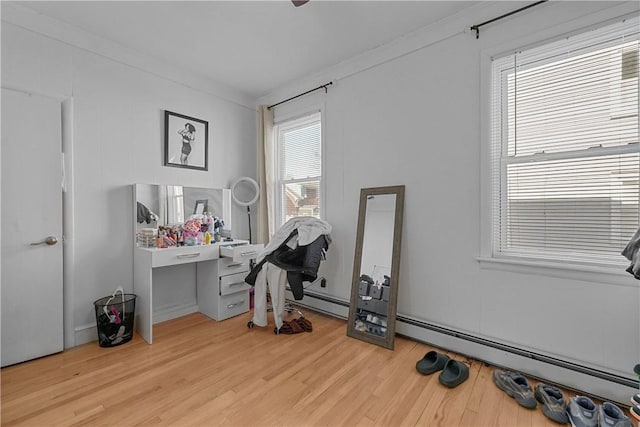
[347,185,405,350]
[134,184,232,240]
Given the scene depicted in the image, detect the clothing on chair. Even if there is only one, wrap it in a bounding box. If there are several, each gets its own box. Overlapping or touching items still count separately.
[256,216,332,263]
[245,217,332,331]
[245,217,332,300]
[251,263,288,330]
[267,233,330,300]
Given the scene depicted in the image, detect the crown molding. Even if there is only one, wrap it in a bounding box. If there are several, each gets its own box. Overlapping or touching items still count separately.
[1,2,257,110]
[258,1,639,106]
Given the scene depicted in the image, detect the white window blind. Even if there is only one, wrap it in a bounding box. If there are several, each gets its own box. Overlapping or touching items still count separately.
[490,16,639,264]
[275,112,322,226]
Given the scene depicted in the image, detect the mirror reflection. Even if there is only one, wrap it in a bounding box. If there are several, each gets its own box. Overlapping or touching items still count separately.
[354,194,396,338]
[347,185,404,350]
[134,184,232,242]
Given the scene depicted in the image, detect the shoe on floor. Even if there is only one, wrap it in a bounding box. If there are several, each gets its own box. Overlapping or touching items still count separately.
[438,359,469,388]
[416,351,450,375]
[598,401,632,427]
[632,393,640,406]
[492,369,537,409]
[630,404,640,422]
[566,396,597,427]
[534,383,569,424]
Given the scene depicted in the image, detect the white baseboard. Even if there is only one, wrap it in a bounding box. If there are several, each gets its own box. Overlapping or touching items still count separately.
[396,319,636,406]
[153,303,199,324]
[289,290,637,406]
[75,292,636,405]
[73,303,199,346]
[285,289,349,319]
[73,323,97,346]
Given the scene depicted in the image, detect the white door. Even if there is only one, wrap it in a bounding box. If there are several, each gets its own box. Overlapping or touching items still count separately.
[1,89,64,367]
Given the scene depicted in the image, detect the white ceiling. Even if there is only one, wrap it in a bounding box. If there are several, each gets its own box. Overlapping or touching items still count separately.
[17,1,481,99]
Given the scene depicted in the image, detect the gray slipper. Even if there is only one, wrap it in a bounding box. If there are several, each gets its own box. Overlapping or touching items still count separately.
[438,359,469,388]
[416,351,450,375]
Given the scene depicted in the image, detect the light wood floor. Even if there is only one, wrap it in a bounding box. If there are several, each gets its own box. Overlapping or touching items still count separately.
[0,310,600,426]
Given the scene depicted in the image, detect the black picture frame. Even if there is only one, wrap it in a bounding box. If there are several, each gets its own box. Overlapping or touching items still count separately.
[164,110,209,171]
[193,199,208,215]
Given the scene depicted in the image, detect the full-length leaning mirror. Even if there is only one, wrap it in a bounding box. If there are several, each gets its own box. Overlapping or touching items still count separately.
[347,185,405,350]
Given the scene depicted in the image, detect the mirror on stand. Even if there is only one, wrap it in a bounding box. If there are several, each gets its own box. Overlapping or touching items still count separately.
[347,185,405,350]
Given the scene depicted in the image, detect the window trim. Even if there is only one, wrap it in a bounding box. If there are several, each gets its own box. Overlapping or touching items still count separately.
[479,13,640,278]
[273,108,325,230]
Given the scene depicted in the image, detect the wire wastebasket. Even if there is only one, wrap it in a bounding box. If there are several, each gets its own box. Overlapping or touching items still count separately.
[93,287,136,347]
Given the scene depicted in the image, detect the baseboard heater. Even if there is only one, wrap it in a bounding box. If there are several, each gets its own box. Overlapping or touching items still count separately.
[296,289,638,392]
[397,315,637,390]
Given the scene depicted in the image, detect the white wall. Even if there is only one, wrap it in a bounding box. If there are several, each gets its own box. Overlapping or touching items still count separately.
[261,1,640,401]
[1,5,257,345]
[3,0,638,403]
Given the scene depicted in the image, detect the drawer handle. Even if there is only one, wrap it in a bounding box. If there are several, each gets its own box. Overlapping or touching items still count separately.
[229,281,245,287]
[240,251,257,257]
[226,262,245,268]
[227,300,245,309]
[176,253,200,259]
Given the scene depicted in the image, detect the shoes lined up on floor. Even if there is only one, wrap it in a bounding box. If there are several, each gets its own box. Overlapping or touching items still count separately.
[566,396,632,427]
[415,352,637,426]
[492,369,633,426]
[415,351,469,388]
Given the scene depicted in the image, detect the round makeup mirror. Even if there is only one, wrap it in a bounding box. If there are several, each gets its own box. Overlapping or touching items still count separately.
[230,177,260,242]
[231,177,260,207]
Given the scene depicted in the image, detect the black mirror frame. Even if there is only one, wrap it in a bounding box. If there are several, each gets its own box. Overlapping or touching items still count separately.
[347,185,405,350]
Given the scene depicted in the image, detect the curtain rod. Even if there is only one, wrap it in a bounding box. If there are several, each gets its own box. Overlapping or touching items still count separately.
[470,0,548,39]
[267,81,333,110]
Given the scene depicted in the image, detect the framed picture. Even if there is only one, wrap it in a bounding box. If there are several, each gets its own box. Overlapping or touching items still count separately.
[164,110,208,171]
[193,199,208,215]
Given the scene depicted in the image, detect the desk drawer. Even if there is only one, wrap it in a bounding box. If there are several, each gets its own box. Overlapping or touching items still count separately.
[152,246,218,268]
[218,257,250,276]
[217,291,249,320]
[219,243,263,262]
[220,272,251,296]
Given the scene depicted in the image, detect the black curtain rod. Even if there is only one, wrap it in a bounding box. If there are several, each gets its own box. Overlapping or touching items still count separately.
[267,81,333,110]
[470,0,548,39]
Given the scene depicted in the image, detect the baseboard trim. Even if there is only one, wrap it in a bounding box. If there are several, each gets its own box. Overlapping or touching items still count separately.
[285,289,349,319]
[292,290,638,405]
[153,303,199,324]
[74,323,97,346]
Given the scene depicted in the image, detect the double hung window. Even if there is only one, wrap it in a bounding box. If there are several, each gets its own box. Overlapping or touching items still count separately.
[274,112,322,228]
[490,17,639,265]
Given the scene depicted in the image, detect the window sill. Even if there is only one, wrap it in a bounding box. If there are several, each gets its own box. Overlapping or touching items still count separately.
[477,256,638,288]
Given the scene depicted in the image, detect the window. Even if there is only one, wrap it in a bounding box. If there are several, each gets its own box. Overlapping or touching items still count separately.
[274,112,322,228]
[490,17,639,265]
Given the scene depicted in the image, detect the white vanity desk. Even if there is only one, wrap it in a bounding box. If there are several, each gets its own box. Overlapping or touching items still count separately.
[134,241,262,344]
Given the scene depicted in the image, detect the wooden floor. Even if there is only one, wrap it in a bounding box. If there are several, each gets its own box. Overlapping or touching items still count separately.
[0,311,596,426]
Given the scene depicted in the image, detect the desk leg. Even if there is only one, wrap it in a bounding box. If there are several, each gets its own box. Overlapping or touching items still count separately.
[134,252,153,344]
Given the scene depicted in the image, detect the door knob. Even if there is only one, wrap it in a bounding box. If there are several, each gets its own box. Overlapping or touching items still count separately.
[30,236,58,246]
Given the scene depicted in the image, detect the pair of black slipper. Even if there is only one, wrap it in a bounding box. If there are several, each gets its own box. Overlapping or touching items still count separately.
[416,350,469,388]
[278,317,313,334]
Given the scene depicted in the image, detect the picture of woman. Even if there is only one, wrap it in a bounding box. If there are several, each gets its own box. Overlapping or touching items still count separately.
[178,123,196,165]
[164,110,209,171]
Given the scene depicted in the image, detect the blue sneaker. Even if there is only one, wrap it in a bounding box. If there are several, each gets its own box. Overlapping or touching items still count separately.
[534,383,569,424]
[566,396,597,427]
[598,402,632,427]
[492,369,537,409]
